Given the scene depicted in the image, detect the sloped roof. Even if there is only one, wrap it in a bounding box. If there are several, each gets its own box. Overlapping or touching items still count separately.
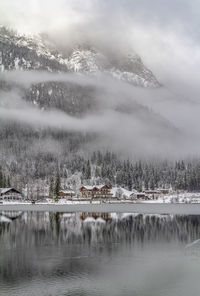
[80,185,109,190]
[60,189,75,194]
[0,188,12,194]
[95,185,108,190]
[80,185,94,190]
[0,188,21,194]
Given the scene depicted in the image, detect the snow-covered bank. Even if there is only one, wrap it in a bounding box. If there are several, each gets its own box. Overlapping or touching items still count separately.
[1,191,200,206]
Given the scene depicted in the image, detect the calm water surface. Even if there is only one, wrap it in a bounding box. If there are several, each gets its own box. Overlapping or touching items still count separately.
[0,212,200,296]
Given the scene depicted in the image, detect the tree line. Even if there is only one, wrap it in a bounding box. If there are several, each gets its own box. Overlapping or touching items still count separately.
[60,152,200,192]
[2,150,200,193]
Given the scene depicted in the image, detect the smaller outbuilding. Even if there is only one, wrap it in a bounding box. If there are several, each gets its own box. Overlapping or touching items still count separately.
[59,189,76,198]
[130,192,148,201]
[144,190,160,200]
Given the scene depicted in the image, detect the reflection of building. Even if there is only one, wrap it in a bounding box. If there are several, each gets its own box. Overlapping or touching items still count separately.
[0,211,23,221]
[80,212,111,222]
[0,188,22,201]
[80,185,113,199]
[59,189,75,198]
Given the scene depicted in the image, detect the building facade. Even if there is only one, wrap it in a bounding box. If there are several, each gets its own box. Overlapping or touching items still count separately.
[59,189,76,198]
[130,192,148,201]
[0,188,22,201]
[80,185,113,199]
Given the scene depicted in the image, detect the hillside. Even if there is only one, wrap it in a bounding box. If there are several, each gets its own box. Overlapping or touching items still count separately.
[0,26,179,185]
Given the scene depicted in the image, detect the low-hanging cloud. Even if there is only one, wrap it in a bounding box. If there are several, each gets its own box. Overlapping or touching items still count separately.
[2,69,200,135]
[1,69,200,158]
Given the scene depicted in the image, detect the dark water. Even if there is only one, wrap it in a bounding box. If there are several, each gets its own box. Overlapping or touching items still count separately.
[1,212,200,296]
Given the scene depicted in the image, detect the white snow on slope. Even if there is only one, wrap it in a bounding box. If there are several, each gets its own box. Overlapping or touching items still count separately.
[66,47,159,88]
[0,26,160,87]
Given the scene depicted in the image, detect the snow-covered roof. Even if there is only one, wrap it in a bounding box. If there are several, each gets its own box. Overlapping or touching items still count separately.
[81,185,108,190]
[95,185,108,190]
[0,188,20,194]
[60,189,75,194]
[81,185,94,190]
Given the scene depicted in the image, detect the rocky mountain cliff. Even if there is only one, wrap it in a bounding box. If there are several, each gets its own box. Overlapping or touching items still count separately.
[0,27,160,115]
[0,26,159,85]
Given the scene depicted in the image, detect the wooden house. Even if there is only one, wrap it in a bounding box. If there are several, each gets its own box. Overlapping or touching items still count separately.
[59,189,75,198]
[0,188,22,201]
[80,185,113,199]
[130,192,148,201]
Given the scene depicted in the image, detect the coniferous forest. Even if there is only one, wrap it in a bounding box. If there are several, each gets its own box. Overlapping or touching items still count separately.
[1,147,200,192]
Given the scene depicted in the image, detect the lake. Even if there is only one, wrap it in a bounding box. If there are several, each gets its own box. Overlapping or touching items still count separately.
[2,203,200,215]
[1,211,200,296]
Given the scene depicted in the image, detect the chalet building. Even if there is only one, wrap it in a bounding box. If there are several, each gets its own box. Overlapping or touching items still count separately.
[80,185,113,199]
[59,189,75,198]
[0,188,22,201]
[130,192,148,201]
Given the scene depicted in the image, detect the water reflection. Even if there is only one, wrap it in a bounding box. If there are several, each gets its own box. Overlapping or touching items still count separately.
[0,212,200,296]
[1,212,200,245]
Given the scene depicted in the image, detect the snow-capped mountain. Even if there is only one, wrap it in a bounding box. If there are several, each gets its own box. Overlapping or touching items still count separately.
[0,26,161,117]
[0,26,159,88]
[66,46,159,88]
[0,26,68,72]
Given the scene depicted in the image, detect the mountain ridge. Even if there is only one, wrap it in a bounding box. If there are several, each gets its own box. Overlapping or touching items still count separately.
[0,26,160,88]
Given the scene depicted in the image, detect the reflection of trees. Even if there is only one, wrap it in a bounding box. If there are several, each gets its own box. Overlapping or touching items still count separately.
[1,212,200,246]
[50,212,60,238]
[0,221,10,237]
[1,212,200,284]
